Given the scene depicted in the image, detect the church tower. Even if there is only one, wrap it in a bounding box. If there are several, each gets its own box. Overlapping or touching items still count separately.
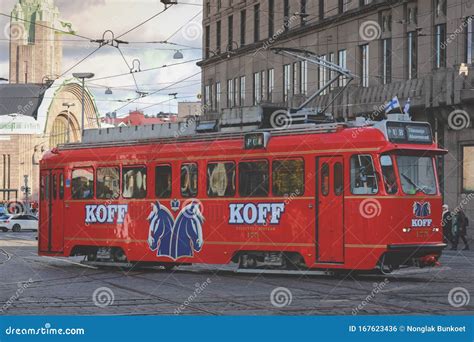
[9,0,63,84]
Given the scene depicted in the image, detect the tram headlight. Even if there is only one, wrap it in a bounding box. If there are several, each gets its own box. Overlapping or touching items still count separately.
[402,228,411,233]
[432,227,440,232]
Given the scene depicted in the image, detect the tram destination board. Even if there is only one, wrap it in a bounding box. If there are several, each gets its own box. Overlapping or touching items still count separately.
[386,121,432,144]
[244,132,270,149]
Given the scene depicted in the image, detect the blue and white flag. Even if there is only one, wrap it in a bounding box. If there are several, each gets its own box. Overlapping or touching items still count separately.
[385,96,401,114]
[403,97,411,115]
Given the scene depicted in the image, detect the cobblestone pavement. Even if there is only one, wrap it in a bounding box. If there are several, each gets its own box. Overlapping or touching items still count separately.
[0,232,472,315]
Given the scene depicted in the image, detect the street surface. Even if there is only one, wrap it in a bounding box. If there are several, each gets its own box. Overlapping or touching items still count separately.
[0,232,472,315]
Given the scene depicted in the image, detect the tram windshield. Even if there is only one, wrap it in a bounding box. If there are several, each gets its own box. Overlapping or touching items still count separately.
[396,156,437,195]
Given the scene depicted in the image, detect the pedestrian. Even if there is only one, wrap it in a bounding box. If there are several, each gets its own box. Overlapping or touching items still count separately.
[451,208,470,251]
[442,204,453,243]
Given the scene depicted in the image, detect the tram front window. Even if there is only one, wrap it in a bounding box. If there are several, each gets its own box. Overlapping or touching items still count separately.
[380,155,398,194]
[396,156,437,195]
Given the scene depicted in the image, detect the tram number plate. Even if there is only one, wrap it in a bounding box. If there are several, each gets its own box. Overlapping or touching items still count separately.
[415,229,429,238]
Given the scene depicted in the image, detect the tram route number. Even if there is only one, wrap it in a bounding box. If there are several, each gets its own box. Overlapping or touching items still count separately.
[349,325,398,333]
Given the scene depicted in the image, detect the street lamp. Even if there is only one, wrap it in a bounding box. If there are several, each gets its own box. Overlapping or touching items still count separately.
[72,72,94,137]
[105,87,113,95]
[173,50,183,59]
[62,102,75,143]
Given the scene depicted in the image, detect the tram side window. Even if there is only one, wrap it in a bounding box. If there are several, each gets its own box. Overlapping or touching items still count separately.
[181,163,198,197]
[380,155,398,194]
[71,168,94,199]
[239,161,269,197]
[321,163,329,196]
[52,174,57,199]
[350,155,378,195]
[207,162,236,197]
[273,159,304,196]
[334,162,343,196]
[155,165,172,198]
[123,166,147,199]
[59,173,64,200]
[97,167,120,199]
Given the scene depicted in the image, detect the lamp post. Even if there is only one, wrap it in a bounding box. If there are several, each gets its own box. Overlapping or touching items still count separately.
[62,102,75,143]
[72,72,94,137]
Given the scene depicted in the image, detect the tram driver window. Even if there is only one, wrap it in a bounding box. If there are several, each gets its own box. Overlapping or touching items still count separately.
[272,159,304,196]
[350,155,378,195]
[239,160,269,197]
[123,166,147,199]
[181,163,198,197]
[155,165,172,198]
[207,162,236,197]
[380,155,398,194]
[71,168,94,199]
[97,167,120,199]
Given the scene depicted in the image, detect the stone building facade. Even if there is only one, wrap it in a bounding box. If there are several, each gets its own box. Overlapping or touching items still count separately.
[198,0,474,218]
[9,0,64,84]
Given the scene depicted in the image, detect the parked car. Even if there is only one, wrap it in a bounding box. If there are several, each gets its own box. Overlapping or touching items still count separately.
[0,214,38,232]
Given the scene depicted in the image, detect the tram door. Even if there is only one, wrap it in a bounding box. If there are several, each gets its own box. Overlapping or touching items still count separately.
[316,156,344,263]
[39,169,64,253]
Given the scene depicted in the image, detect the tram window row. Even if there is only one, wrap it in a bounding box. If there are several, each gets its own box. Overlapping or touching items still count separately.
[68,159,306,200]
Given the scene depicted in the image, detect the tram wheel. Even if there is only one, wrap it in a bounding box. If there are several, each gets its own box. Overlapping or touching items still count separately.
[163,264,175,271]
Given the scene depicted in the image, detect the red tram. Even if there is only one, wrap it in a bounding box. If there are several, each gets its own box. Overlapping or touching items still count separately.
[38,115,447,273]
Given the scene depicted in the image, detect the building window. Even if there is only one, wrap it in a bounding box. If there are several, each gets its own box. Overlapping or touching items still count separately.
[97,167,120,199]
[293,62,298,95]
[240,9,246,46]
[338,49,347,87]
[216,20,221,54]
[435,0,446,17]
[253,72,261,105]
[239,161,269,197]
[382,38,392,84]
[239,76,246,106]
[267,68,274,101]
[217,0,221,10]
[254,4,260,42]
[181,163,198,198]
[283,64,291,102]
[407,7,418,25]
[123,166,147,199]
[338,0,348,13]
[234,78,239,107]
[463,146,474,192]
[72,168,94,200]
[204,84,211,108]
[205,25,210,59]
[268,0,274,37]
[228,15,233,51]
[408,31,418,79]
[299,60,307,95]
[227,79,234,107]
[360,44,369,87]
[435,24,447,69]
[360,0,372,5]
[466,17,474,64]
[155,165,172,198]
[215,82,221,110]
[272,159,304,196]
[207,162,236,197]
[300,0,307,26]
[205,0,210,16]
[382,14,392,33]
[328,52,335,90]
[318,54,327,94]
[284,0,290,31]
[319,0,324,20]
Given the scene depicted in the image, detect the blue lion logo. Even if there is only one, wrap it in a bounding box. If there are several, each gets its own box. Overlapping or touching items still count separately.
[413,202,431,217]
[147,201,204,260]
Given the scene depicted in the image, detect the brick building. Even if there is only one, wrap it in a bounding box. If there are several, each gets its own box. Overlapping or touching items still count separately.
[198,0,474,217]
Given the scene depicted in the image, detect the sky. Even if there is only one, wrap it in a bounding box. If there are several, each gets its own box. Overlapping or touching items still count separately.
[0,0,203,118]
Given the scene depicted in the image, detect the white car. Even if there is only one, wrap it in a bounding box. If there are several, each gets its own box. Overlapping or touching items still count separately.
[0,214,38,232]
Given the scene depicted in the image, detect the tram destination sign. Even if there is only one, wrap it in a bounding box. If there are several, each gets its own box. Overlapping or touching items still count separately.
[244,132,271,149]
[386,122,432,144]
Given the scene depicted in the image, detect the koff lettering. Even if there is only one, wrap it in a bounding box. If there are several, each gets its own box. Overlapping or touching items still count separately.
[85,204,128,224]
[229,203,285,225]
